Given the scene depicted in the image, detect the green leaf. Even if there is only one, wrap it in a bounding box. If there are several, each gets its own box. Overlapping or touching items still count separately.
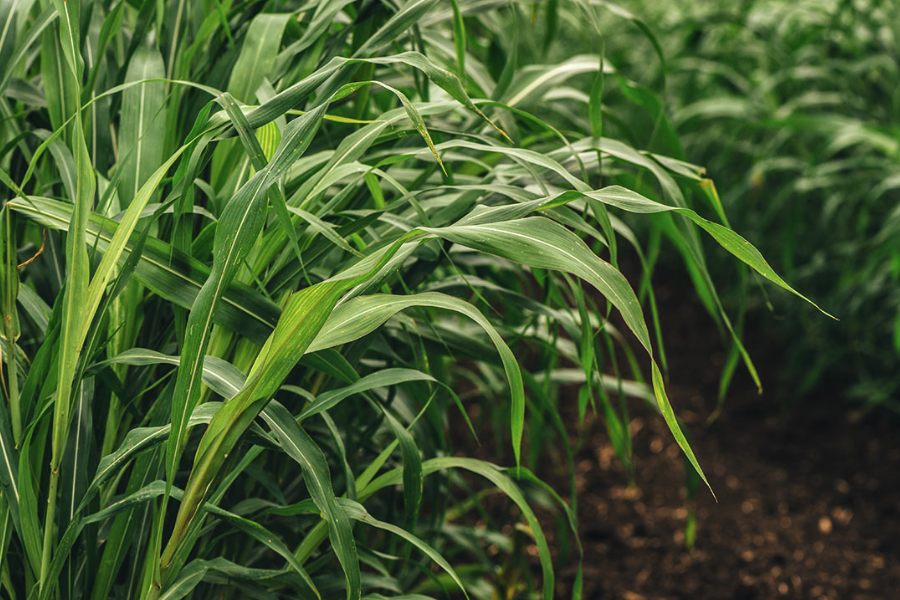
[379,405,423,533]
[448,0,466,78]
[259,402,359,600]
[94,349,246,400]
[226,14,291,104]
[299,369,437,422]
[582,186,833,316]
[118,45,167,206]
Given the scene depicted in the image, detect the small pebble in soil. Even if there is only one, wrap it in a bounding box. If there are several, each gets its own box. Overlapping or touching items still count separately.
[832,506,853,524]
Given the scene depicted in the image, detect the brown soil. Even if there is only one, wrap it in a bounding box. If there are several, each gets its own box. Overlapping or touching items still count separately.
[561,290,900,600]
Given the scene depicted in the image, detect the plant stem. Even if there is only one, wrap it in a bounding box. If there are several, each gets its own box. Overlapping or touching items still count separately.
[39,463,60,589]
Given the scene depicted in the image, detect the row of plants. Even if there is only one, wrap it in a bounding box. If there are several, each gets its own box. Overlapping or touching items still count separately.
[604,0,900,410]
[0,1,823,598]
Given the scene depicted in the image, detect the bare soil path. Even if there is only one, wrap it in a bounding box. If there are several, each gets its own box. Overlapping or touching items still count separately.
[568,288,900,600]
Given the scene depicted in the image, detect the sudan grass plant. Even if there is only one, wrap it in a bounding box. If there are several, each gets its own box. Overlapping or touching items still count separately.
[0,1,824,598]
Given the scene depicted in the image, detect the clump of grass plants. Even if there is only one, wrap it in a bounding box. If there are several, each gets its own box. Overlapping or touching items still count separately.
[0,1,824,599]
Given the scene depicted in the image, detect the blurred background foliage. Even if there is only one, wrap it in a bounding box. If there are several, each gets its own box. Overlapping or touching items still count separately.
[601,0,900,412]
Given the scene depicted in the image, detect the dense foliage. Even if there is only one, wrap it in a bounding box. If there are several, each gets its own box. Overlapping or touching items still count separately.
[0,1,822,599]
